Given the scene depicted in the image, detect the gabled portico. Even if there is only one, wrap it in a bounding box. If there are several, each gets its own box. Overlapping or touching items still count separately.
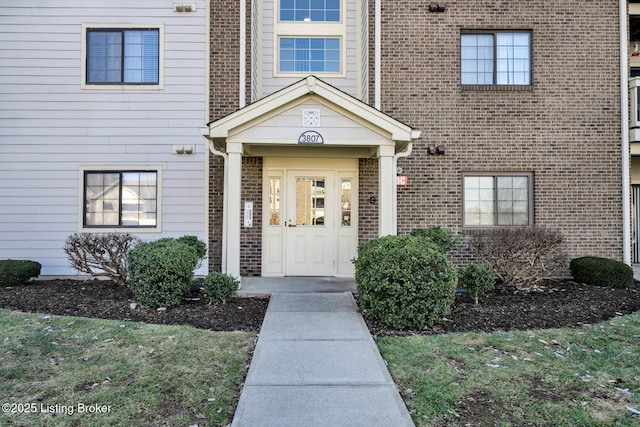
[201,76,420,279]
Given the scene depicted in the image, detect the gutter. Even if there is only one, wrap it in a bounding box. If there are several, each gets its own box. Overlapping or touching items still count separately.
[200,130,229,274]
[621,0,632,264]
[392,142,414,234]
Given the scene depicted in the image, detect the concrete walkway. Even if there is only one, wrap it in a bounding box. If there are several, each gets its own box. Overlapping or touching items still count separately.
[231,292,415,427]
[238,276,357,296]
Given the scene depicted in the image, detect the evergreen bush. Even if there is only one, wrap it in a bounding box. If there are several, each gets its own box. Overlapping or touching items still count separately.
[354,235,458,329]
[410,226,459,253]
[201,272,239,304]
[127,238,199,308]
[156,235,207,268]
[0,260,41,286]
[569,256,634,289]
[459,263,495,304]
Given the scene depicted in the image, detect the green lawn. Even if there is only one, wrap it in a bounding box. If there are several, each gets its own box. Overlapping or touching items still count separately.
[4,307,640,427]
[379,311,640,426]
[0,309,256,426]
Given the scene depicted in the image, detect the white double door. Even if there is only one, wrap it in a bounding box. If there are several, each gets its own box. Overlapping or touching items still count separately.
[263,158,357,277]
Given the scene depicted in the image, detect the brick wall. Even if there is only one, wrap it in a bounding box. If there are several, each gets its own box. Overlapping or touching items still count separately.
[210,1,624,275]
[371,0,623,264]
[359,158,379,245]
[208,156,224,273]
[240,157,263,276]
[208,1,252,273]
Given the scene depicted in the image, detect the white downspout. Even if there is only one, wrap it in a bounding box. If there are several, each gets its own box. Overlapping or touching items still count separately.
[392,142,413,233]
[374,0,381,110]
[240,0,247,108]
[621,0,631,264]
[201,132,229,274]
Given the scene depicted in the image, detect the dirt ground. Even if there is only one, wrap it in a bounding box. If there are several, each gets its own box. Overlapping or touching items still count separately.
[1,279,639,335]
[363,280,640,336]
[0,279,268,331]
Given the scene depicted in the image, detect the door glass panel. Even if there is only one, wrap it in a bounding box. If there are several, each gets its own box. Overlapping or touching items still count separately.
[295,177,325,226]
[341,179,351,226]
[269,177,281,225]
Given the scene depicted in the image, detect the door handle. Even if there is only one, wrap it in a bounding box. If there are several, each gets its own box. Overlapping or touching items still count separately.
[287,220,296,228]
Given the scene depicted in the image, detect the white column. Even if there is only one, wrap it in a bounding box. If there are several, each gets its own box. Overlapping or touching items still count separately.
[225,142,243,278]
[378,145,396,236]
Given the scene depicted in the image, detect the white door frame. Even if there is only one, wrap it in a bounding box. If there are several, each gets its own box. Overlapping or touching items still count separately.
[262,157,358,277]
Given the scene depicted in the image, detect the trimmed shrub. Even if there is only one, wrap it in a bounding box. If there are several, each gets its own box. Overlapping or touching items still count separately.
[570,256,634,289]
[354,235,458,330]
[0,260,41,286]
[157,235,207,268]
[459,263,495,304]
[202,272,239,304]
[64,233,140,285]
[411,227,459,253]
[469,226,567,291]
[127,238,199,308]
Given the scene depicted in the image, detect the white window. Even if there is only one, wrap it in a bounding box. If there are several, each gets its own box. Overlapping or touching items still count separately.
[82,169,160,229]
[280,0,340,21]
[275,0,346,76]
[279,37,341,72]
[461,31,531,86]
[463,173,533,227]
[82,24,164,89]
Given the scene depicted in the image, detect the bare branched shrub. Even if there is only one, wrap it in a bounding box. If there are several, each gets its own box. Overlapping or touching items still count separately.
[64,233,140,285]
[468,227,567,291]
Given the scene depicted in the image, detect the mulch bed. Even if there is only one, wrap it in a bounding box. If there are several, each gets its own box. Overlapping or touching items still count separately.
[1,279,639,335]
[0,279,269,331]
[363,280,640,337]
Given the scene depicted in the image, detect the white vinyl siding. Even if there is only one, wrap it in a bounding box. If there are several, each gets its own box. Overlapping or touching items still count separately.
[0,2,207,276]
[357,0,368,104]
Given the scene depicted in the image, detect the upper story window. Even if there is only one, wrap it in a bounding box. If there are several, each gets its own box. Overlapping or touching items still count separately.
[83,170,159,229]
[82,25,164,89]
[275,0,345,76]
[87,28,159,84]
[280,37,340,72]
[461,31,531,86]
[280,0,340,22]
[463,173,533,227]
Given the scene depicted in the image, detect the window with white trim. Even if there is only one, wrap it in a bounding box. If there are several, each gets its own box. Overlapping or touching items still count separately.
[276,0,345,76]
[461,31,531,86]
[83,170,158,228]
[280,0,340,21]
[84,27,161,86]
[463,173,533,227]
[280,37,340,72]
